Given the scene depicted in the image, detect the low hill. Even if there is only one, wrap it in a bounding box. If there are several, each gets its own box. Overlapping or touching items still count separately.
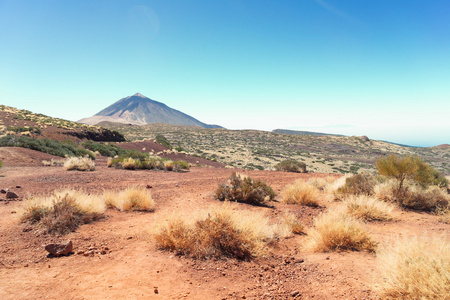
[79,93,222,129]
[272,129,345,137]
[0,104,125,142]
[100,122,450,175]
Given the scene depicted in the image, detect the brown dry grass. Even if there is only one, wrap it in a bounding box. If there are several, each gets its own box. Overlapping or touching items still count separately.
[282,212,304,234]
[343,195,395,221]
[281,180,321,207]
[374,234,450,299]
[104,186,155,211]
[303,208,377,252]
[153,204,286,259]
[64,156,95,171]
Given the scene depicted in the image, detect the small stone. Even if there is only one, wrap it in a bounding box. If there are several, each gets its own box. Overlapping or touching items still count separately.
[24,264,29,267]
[100,250,107,255]
[1,188,9,193]
[16,185,21,189]
[77,250,85,255]
[291,290,300,297]
[127,236,133,240]
[154,287,159,294]
[45,240,73,256]
[6,191,18,199]
[146,185,152,189]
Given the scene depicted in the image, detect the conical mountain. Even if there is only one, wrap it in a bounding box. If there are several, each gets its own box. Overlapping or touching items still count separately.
[78,93,222,128]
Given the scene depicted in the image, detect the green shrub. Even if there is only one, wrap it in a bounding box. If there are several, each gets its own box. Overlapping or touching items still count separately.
[215,173,276,206]
[376,154,448,207]
[337,173,375,196]
[0,160,3,168]
[7,126,42,134]
[82,140,129,157]
[275,159,307,173]
[0,135,94,159]
[155,134,172,149]
[172,160,190,172]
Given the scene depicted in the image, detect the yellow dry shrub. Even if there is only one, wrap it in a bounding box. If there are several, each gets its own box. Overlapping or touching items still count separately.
[106,157,113,167]
[343,195,395,221]
[374,234,450,299]
[308,176,337,191]
[303,208,377,252]
[153,204,287,259]
[105,186,155,211]
[121,157,138,170]
[281,212,304,235]
[64,156,95,171]
[281,180,320,207]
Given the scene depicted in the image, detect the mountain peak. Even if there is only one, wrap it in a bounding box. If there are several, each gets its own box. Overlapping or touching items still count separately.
[133,93,146,98]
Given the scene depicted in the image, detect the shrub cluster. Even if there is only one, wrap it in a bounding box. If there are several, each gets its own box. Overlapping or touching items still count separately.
[337,173,375,197]
[21,190,105,234]
[304,208,377,252]
[64,156,95,171]
[81,140,128,157]
[155,134,172,149]
[215,173,276,206]
[281,180,320,207]
[7,126,42,134]
[0,135,94,159]
[154,205,284,259]
[104,186,155,211]
[275,159,307,173]
[108,150,189,172]
[375,154,449,210]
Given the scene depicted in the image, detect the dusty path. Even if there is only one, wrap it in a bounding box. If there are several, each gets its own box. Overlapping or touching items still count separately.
[1,148,449,299]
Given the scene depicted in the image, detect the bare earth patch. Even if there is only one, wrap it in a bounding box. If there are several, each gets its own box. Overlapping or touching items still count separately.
[0,148,449,299]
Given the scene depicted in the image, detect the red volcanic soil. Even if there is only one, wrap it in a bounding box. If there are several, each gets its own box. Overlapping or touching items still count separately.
[0,148,449,299]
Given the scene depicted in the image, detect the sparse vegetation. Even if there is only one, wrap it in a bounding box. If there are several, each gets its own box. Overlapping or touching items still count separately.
[282,213,304,234]
[0,160,3,168]
[281,180,321,207]
[215,173,276,206]
[375,234,450,299]
[20,189,106,234]
[275,159,307,173]
[104,186,155,211]
[64,156,95,171]
[154,205,286,259]
[155,134,172,149]
[304,208,377,252]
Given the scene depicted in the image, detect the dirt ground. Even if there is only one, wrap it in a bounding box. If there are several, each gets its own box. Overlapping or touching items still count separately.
[1,147,449,299]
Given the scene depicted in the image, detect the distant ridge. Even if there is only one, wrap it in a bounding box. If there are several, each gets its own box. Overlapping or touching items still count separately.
[79,93,223,129]
[272,129,345,137]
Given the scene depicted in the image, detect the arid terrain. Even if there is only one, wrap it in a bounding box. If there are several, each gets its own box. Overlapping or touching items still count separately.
[1,146,449,300]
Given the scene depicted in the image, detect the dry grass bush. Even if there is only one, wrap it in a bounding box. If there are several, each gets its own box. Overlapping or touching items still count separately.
[153,205,286,259]
[337,173,375,197]
[374,234,450,299]
[20,189,105,234]
[275,159,307,173]
[104,186,155,211]
[42,158,65,167]
[304,208,377,252]
[435,205,450,224]
[308,176,338,192]
[343,195,394,221]
[215,173,276,206]
[64,156,95,171]
[281,180,320,207]
[121,157,139,170]
[282,212,304,234]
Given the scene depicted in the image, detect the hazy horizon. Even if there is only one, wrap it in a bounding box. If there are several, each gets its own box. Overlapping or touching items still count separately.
[1,1,449,147]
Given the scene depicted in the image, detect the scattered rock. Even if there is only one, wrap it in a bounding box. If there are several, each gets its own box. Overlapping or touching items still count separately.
[146,184,153,189]
[291,290,300,297]
[6,191,18,199]
[45,240,73,256]
[16,185,21,188]
[1,188,9,194]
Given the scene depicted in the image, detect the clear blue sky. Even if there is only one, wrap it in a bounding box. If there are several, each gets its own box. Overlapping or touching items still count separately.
[1,0,449,147]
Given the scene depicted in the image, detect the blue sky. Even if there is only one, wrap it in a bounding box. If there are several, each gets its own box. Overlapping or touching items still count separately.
[1,0,449,147]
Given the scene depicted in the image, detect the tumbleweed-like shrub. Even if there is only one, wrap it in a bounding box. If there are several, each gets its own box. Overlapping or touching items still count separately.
[374,234,450,299]
[104,186,155,212]
[153,205,286,259]
[343,195,394,221]
[281,180,320,207]
[275,159,307,173]
[215,173,276,206]
[304,208,377,252]
[64,156,95,171]
[20,189,105,234]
